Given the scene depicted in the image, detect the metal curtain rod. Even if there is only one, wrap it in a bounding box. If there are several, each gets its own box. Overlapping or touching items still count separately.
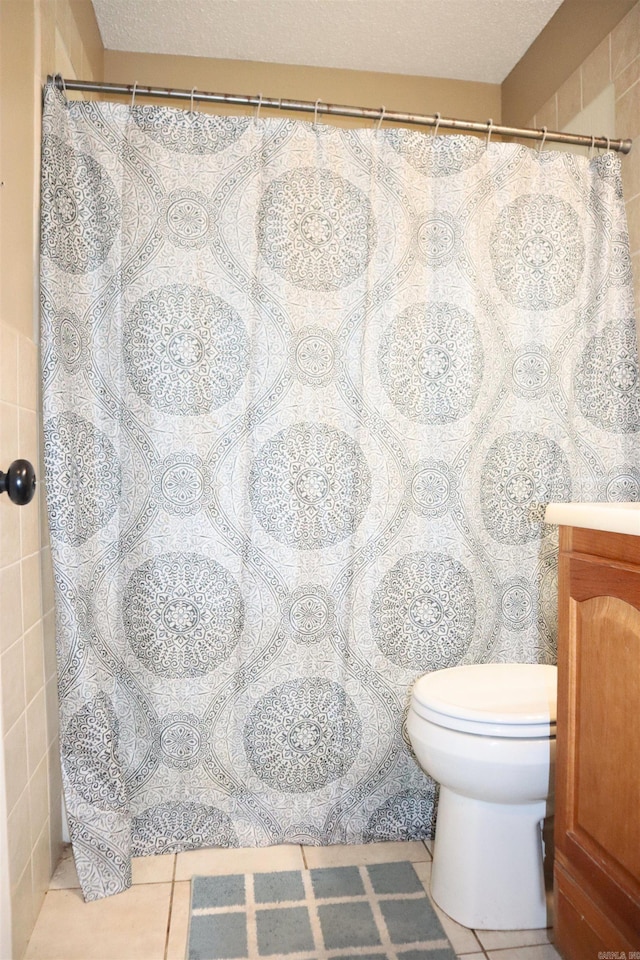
[52,76,633,155]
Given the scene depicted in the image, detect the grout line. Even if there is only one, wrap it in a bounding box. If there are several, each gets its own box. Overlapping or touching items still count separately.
[163,855,178,960]
[163,882,173,960]
[245,872,258,959]
[615,71,640,103]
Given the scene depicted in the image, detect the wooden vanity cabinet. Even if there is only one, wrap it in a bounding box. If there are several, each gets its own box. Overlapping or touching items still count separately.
[554,525,640,956]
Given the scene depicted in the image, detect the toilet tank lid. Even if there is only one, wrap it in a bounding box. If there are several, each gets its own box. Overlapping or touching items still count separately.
[411,663,557,726]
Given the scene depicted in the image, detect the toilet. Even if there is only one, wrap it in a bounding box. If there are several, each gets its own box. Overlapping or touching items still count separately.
[406,663,557,931]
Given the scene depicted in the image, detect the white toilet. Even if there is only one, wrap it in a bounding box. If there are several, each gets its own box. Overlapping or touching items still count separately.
[406,663,557,931]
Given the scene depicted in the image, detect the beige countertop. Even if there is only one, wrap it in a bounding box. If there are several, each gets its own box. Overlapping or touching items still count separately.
[545,502,640,536]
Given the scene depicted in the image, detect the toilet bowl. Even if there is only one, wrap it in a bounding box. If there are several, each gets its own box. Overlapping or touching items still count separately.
[406,663,557,931]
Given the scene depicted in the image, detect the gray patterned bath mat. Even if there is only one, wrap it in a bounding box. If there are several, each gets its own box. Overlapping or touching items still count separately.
[188,861,456,959]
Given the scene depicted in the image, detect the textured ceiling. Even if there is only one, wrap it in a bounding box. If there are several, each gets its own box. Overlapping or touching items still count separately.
[91,0,565,83]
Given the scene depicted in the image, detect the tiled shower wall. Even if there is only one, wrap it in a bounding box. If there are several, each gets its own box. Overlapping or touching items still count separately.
[0,3,103,956]
[526,0,640,323]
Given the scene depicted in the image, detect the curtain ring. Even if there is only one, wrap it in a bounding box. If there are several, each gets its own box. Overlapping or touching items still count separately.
[486,118,494,147]
[57,73,67,97]
[190,87,196,113]
[376,106,386,132]
[314,99,322,125]
[255,93,263,122]
[606,137,611,153]
[432,111,441,137]
[131,81,138,108]
[538,126,548,153]
[589,134,595,158]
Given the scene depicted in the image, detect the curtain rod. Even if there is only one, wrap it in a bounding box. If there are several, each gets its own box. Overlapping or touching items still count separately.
[52,76,633,155]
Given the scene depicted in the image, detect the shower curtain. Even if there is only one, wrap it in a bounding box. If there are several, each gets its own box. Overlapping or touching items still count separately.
[40,81,639,900]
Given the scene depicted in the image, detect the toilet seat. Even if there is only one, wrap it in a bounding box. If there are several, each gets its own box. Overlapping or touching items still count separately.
[411,663,557,739]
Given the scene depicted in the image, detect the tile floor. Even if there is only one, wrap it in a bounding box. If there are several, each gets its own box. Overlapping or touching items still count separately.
[25,840,562,960]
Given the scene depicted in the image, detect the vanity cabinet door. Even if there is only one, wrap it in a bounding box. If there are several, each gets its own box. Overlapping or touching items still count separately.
[555,529,640,957]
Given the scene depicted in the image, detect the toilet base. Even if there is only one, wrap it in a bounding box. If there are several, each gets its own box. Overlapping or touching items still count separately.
[431,786,550,930]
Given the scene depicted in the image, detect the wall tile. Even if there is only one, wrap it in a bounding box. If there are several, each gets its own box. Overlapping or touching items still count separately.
[558,67,582,129]
[42,610,57,683]
[27,688,49,777]
[24,621,45,705]
[0,400,22,566]
[612,1,640,79]
[0,496,22,588]
[536,94,558,132]
[626,192,640,257]
[1,640,26,732]
[40,547,55,616]
[29,756,50,846]
[0,399,20,464]
[0,560,23,654]
[44,677,59,751]
[632,251,640,316]
[614,55,640,100]
[22,552,43,632]
[11,860,35,960]
[18,407,38,475]
[617,79,640,144]
[582,36,611,108]
[4,713,29,814]
[32,818,52,912]
[18,337,38,411]
[7,786,32,887]
[20,494,41,560]
[0,324,19,403]
[622,142,640,200]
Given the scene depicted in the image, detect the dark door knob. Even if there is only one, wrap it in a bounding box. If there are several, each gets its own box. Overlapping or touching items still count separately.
[0,459,37,505]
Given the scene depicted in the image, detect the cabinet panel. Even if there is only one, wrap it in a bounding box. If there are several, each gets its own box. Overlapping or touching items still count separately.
[574,595,640,879]
[555,532,640,956]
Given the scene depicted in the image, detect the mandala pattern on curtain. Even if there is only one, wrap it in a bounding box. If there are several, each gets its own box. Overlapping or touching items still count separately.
[40,83,640,900]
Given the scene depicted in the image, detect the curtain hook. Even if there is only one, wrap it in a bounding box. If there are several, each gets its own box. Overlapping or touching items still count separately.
[606,137,611,153]
[314,99,322,126]
[376,105,386,133]
[131,81,138,108]
[589,134,595,158]
[190,87,196,113]
[432,111,441,137]
[538,126,548,153]
[486,118,494,147]
[255,93,263,122]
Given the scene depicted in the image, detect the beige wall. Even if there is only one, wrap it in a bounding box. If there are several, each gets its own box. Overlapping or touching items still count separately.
[517,0,640,323]
[104,50,502,127]
[0,2,103,957]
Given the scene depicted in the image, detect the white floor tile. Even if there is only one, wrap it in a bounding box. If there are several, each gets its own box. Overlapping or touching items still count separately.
[25,883,172,960]
[476,927,553,950]
[48,844,79,890]
[166,881,191,960]
[303,840,431,868]
[131,853,175,884]
[412,860,484,956]
[174,843,304,880]
[486,945,561,960]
